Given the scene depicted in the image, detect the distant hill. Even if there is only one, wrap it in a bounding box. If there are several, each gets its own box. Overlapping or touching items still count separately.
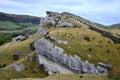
[94,23,120,29]
[0,12,40,30]
[94,23,108,29]
[109,23,120,29]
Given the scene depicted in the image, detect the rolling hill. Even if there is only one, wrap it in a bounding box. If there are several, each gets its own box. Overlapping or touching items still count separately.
[0,12,40,30]
[0,11,120,80]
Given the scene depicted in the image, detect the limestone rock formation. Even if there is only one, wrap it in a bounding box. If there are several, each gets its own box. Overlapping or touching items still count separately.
[36,27,48,36]
[34,38,108,75]
[46,11,61,17]
[40,11,75,28]
[40,17,56,26]
[98,62,112,69]
[56,21,74,27]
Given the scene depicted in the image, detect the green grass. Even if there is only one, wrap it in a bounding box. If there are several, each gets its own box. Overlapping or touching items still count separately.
[0,21,39,31]
[49,27,120,79]
[0,51,48,80]
[0,35,41,65]
[0,34,48,79]
[0,21,21,30]
[40,74,110,80]
[13,74,111,80]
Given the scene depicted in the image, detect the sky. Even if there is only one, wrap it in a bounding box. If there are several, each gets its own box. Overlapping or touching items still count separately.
[0,0,120,25]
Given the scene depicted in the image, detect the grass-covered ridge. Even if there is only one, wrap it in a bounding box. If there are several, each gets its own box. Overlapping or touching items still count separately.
[0,34,48,79]
[49,27,120,79]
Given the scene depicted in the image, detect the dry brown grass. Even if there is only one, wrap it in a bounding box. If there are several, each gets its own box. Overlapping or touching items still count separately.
[49,27,120,77]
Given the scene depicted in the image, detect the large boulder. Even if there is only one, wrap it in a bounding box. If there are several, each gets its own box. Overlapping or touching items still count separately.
[40,17,56,26]
[46,11,61,17]
[34,38,108,75]
[37,27,48,35]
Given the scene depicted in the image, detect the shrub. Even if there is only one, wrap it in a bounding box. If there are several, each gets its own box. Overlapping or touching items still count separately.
[0,64,1,68]
[2,64,6,67]
[30,42,35,50]
[0,34,12,45]
[13,54,19,60]
[108,41,111,44]
[0,64,6,68]
[84,36,90,42]
[88,48,92,51]
[107,50,110,53]
[93,37,95,40]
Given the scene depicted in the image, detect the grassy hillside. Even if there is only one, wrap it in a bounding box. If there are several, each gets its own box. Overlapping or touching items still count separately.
[109,23,120,29]
[48,27,120,79]
[108,29,120,37]
[0,21,21,30]
[0,35,48,79]
[0,12,40,45]
[0,25,39,45]
[14,74,110,80]
[0,12,40,31]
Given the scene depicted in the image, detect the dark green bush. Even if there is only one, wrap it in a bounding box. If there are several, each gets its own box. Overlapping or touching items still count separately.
[30,42,35,51]
[88,48,92,51]
[13,54,19,60]
[0,34,12,45]
[84,36,90,42]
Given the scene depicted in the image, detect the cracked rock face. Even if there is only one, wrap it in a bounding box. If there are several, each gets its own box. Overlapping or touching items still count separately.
[40,11,75,28]
[34,38,108,75]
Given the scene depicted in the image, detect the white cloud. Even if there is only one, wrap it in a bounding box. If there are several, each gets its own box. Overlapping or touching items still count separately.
[0,0,120,25]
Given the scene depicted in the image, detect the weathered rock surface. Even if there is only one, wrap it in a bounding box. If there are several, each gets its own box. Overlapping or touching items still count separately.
[40,17,56,26]
[34,38,108,75]
[37,54,74,75]
[46,11,61,17]
[44,34,68,44]
[40,11,75,28]
[56,21,74,27]
[98,62,112,69]
[13,63,25,72]
[35,27,48,36]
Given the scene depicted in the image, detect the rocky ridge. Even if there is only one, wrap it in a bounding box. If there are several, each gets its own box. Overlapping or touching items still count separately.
[34,38,108,75]
[40,11,120,43]
[33,11,116,75]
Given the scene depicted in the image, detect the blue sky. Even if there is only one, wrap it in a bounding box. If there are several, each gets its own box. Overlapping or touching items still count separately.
[0,0,120,25]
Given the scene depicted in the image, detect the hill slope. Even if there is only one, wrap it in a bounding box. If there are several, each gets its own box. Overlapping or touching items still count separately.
[0,12,40,30]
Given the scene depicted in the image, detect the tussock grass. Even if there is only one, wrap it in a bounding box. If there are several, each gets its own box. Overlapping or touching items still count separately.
[49,27,120,78]
[0,35,41,65]
[0,35,48,79]
[13,74,111,80]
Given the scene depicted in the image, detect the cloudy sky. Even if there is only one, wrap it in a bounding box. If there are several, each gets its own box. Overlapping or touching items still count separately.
[0,0,120,25]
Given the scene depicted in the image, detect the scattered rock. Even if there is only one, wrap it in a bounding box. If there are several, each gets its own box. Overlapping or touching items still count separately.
[13,63,25,72]
[98,62,112,69]
[14,35,23,41]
